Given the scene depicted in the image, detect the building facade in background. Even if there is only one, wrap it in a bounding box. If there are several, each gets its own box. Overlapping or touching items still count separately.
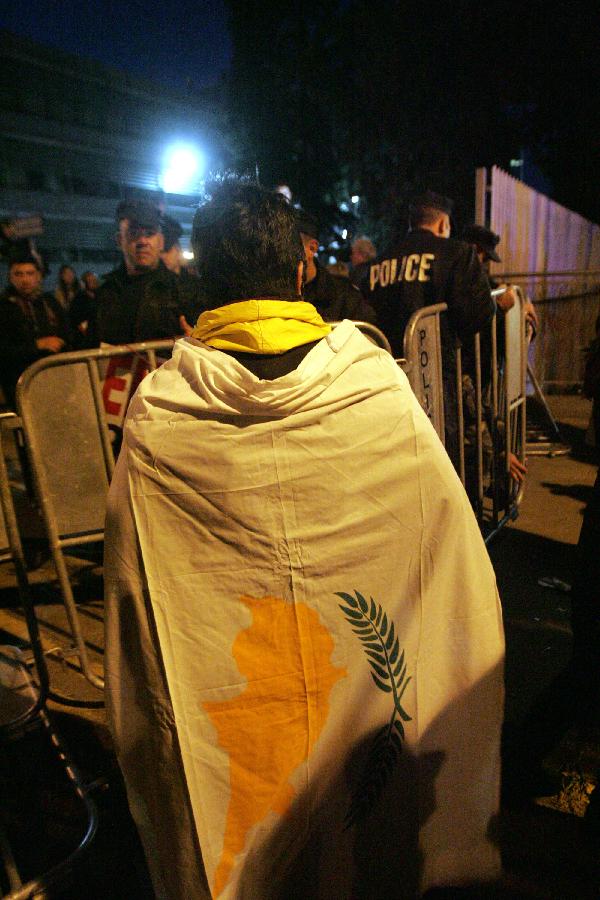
[0,30,228,279]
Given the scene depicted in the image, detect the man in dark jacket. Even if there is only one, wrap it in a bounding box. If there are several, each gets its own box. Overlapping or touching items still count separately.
[295,210,377,324]
[0,249,71,408]
[365,191,494,467]
[97,200,192,344]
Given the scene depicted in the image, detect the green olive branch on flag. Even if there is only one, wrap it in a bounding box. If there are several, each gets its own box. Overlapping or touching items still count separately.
[336,590,412,828]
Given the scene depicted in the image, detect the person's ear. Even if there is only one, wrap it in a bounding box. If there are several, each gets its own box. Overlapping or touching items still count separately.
[296,260,304,295]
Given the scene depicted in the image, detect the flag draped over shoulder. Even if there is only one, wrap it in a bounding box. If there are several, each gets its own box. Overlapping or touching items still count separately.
[104,320,504,900]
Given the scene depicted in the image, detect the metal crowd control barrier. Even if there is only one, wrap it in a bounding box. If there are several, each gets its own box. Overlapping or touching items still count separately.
[399,289,527,542]
[14,327,385,695]
[349,320,392,354]
[0,414,98,898]
[15,340,174,692]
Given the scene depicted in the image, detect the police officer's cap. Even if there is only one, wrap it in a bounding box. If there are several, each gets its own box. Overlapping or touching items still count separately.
[462,224,501,263]
[116,199,163,232]
[294,209,319,240]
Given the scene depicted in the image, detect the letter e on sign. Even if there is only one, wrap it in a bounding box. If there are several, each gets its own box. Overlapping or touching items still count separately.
[418,253,434,281]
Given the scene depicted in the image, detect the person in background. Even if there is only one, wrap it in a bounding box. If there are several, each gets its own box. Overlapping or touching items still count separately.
[462,224,528,488]
[296,209,376,324]
[462,224,538,334]
[70,270,100,349]
[273,183,293,204]
[54,264,80,310]
[97,200,191,344]
[0,248,70,408]
[161,215,207,329]
[365,191,494,469]
[349,235,377,287]
[327,260,350,278]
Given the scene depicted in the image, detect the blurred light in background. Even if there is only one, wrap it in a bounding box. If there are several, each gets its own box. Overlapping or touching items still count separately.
[161,144,203,193]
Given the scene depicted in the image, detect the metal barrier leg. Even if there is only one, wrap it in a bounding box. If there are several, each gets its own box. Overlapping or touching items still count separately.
[527,362,561,438]
[48,542,104,691]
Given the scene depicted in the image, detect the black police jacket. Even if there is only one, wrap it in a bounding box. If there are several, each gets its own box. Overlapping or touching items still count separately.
[364,229,494,471]
[304,262,377,324]
[363,229,494,358]
[97,262,204,345]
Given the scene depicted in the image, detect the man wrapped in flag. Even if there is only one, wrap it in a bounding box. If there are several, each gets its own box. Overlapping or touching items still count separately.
[104,180,504,899]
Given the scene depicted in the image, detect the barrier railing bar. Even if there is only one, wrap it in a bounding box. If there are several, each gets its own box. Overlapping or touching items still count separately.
[455,344,465,486]
[474,332,484,524]
[495,270,600,279]
[87,357,115,480]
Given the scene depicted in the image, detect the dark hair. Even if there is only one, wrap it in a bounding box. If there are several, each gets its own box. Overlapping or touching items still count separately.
[192,179,304,307]
[161,215,183,252]
[7,245,43,272]
[409,190,453,229]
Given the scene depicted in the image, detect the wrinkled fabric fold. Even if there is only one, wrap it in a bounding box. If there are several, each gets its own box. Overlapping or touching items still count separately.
[105,321,504,900]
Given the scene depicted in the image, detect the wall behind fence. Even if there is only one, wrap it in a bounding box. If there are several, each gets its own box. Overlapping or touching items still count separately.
[476,165,600,389]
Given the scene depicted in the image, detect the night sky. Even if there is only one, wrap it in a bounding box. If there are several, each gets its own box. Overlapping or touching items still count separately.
[1,1,598,225]
[0,0,231,89]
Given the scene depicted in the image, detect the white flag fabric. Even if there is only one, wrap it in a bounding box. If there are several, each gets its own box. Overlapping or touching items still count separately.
[105,321,504,900]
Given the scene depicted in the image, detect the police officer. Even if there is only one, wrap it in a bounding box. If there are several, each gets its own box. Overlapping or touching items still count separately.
[365,191,494,467]
[97,200,193,345]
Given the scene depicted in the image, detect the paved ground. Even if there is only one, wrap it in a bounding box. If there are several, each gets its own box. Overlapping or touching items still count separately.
[0,394,599,898]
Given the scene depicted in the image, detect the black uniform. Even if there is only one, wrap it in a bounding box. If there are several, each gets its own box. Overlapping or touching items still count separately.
[0,287,71,408]
[97,262,205,345]
[365,229,494,467]
[304,261,376,324]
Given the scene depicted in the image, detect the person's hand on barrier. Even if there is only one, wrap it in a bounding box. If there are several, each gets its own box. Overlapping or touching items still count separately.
[509,452,527,484]
[179,314,194,337]
[496,285,517,312]
[523,299,538,336]
[36,335,65,353]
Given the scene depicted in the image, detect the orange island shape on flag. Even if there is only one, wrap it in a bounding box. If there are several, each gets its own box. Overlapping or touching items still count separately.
[203,594,347,897]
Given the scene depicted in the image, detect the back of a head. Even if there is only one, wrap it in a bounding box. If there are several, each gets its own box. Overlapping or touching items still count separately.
[162,215,183,252]
[409,190,453,230]
[351,237,376,260]
[192,180,304,308]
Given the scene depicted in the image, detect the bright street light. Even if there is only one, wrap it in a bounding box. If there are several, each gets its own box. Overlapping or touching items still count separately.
[161,143,204,194]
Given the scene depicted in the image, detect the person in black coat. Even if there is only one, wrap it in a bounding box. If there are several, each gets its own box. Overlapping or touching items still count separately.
[97,200,194,345]
[295,210,376,325]
[363,191,494,468]
[0,249,71,408]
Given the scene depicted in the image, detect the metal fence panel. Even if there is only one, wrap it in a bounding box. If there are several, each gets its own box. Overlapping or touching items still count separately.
[15,341,173,691]
[21,362,110,537]
[402,303,447,440]
[505,293,526,405]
